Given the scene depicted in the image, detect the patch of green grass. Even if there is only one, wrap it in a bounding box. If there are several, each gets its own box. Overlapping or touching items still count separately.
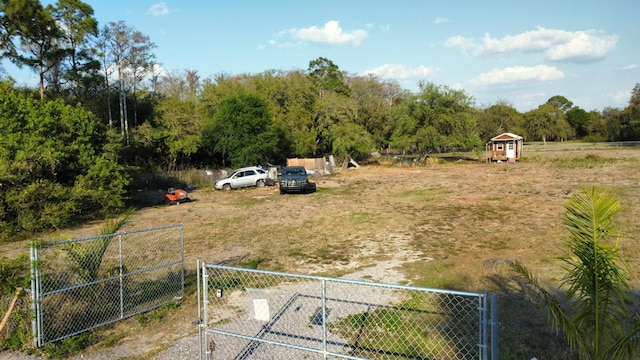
[238,256,266,269]
[137,301,181,327]
[394,188,445,200]
[479,237,511,251]
[42,332,100,359]
[100,331,127,348]
[527,153,620,169]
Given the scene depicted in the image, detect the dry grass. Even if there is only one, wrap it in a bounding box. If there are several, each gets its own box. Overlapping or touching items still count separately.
[2,147,640,359]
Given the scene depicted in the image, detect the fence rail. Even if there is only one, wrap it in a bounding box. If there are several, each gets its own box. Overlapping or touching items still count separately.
[198,262,498,359]
[30,224,184,347]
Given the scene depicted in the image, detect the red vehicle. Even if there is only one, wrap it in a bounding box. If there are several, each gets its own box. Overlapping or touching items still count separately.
[160,188,191,205]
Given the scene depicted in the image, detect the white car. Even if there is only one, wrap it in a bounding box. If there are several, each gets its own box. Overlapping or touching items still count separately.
[214,166,269,190]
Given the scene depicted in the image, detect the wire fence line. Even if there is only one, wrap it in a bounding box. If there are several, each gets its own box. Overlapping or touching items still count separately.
[198,262,498,360]
[29,224,185,347]
[523,140,640,152]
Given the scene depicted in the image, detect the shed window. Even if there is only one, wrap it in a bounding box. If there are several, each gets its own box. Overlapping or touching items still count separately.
[496,143,504,151]
[508,142,514,150]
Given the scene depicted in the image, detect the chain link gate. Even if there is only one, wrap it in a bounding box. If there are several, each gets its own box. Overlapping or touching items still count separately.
[30,224,185,347]
[197,261,498,359]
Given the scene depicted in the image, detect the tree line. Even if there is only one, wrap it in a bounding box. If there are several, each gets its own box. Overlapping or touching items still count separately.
[1,0,640,241]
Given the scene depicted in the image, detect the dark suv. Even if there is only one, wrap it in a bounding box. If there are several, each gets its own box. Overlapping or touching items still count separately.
[279,166,316,194]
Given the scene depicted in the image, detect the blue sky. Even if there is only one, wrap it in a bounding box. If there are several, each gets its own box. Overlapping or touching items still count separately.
[6,0,640,112]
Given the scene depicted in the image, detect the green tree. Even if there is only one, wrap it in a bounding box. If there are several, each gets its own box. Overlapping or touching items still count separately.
[308,57,351,97]
[49,0,100,103]
[202,93,280,167]
[348,74,401,150]
[623,83,640,140]
[567,107,590,139]
[101,21,156,140]
[584,110,609,142]
[524,103,573,144]
[491,186,640,359]
[476,101,524,142]
[2,0,65,100]
[389,82,481,154]
[546,95,574,113]
[0,82,129,241]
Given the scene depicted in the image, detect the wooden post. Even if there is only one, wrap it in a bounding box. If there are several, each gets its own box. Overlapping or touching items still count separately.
[0,288,23,333]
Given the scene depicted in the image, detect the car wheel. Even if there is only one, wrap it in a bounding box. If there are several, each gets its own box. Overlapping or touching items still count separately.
[256,179,265,188]
[222,184,232,191]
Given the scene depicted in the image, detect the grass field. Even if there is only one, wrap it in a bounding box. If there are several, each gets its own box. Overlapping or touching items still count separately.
[2,147,639,359]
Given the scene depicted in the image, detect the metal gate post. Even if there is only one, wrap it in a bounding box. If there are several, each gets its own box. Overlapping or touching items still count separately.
[197,259,202,360]
[119,234,124,319]
[30,245,39,348]
[322,279,327,359]
[202,262,210,360]
[481,291,489,360]
[491,293,499,360]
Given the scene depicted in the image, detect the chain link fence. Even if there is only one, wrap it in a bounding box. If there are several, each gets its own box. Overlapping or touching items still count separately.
[30,224,184,347]
[198,262,498,360]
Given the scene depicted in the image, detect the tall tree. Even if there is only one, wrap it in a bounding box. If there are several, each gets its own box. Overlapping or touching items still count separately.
[524,103,572,144]
[389,82,481,154]
[49,0,99,102]
[476,100,524,142]
[567,107,590,139]
[308,57,351,97]
[202,93,280,167]
[101,21,156,141]
[3,0,64,100]
[546,95,574,113]
[623,83,640,140]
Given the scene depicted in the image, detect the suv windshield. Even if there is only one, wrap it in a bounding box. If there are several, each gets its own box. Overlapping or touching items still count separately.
[284,168,306,176]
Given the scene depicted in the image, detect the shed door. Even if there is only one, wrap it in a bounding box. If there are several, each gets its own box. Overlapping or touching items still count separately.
[506,141,515,158]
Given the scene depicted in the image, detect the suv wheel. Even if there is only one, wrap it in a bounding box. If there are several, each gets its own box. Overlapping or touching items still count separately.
[222,184,232,191]
[256,179,265,188]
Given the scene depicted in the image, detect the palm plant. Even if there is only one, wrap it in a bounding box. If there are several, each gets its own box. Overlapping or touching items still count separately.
[491,186,639,359]
[64,209,132,283]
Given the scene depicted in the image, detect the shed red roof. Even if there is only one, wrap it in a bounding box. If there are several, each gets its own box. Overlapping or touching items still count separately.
[490,133,523,141]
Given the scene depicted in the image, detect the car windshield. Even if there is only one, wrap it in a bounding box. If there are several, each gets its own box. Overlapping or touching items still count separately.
[285,168,306,176]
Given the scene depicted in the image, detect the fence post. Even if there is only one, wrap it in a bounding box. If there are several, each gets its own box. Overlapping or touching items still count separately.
[197,259,202,360]
[29,245,39,348]
[119,233,124,319]
[202,262,210,360]
[321,279,327,359]
[481,291,489,360]
[180,224,185,299]
[491,293,499,360]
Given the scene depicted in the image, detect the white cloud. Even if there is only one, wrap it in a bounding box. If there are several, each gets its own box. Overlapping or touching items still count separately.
[146,2,169,16]
[446,27,618,63]
[268,39,300,48]
[471,65,564,86]
[606,90,632,105]
[434,17,450,24]
[443,36,475,54]
[362,64,438,80]
[290,20,368,46]
[619,64,638,71]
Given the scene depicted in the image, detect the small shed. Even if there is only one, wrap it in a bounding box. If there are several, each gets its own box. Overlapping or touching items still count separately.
[486,133,523,163]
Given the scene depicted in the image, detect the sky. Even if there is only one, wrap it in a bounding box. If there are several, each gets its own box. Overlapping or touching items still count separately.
[5,0,640,112]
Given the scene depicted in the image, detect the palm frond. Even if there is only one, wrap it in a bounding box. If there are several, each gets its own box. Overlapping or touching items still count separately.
[561,186,630,357]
